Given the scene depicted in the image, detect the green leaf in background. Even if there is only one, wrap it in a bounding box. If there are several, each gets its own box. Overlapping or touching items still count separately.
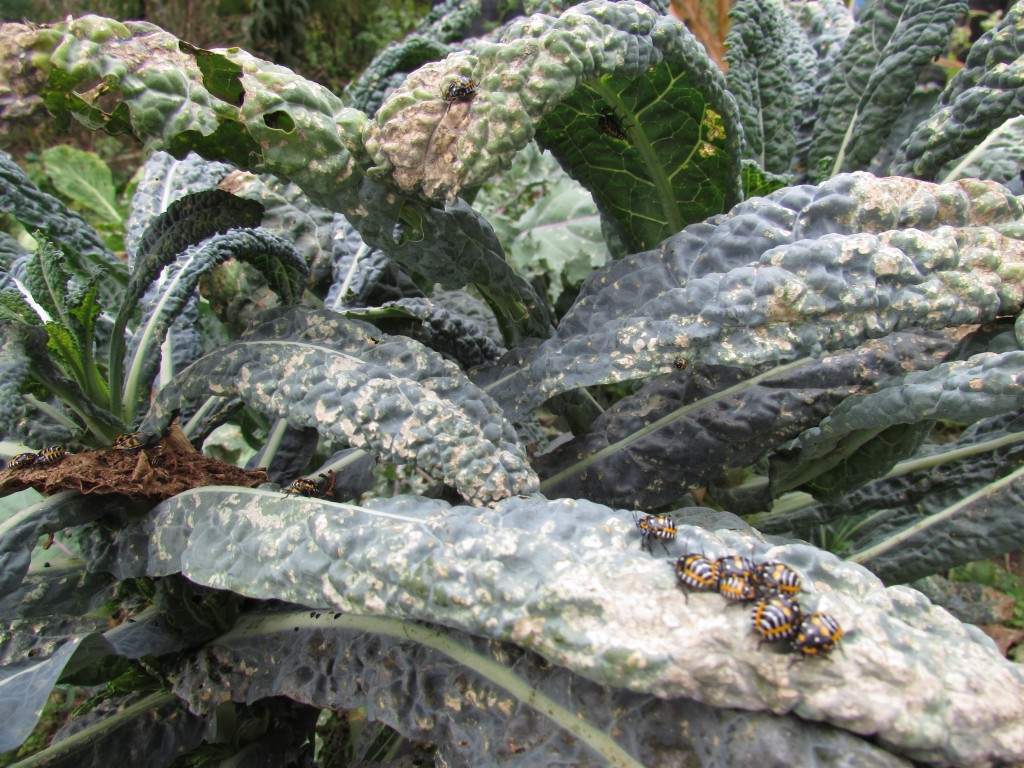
[808,0,966,177]
[40,145,124,226]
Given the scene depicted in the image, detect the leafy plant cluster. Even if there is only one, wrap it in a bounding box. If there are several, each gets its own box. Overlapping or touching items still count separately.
[1,0,1024,766]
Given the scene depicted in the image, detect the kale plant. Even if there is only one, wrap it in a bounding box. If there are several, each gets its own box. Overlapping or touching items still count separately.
[0,0,1024,765]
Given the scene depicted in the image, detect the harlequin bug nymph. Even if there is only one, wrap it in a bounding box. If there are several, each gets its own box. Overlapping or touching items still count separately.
[283,469,336,499]
[674,553,718,598]
[597,111,628,141]
[718,573,758,602]
[34,446,66,464]
[5,452,38,470]
[751,594,802,646]
[112,432,144,451]
[633,512,677,554]
[752,561,803,597]
[715,555,755,581]
[443,75,478,104]
[792,612,844,657]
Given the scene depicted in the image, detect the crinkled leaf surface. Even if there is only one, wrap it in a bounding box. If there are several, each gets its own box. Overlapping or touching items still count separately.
[365,1,743,249]
[540,332,957,509]
[893,3,1024,180]
[808,0,965,176]
[102,487,1024,766]
[174,608,909,768]
[938,115,1024,187]
[140,307,536,505]
[476,173,1024,420]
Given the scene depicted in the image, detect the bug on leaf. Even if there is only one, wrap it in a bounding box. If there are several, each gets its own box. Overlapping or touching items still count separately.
[633,512,676,554]
[443,75,478,104]
[752,561,802,597]
[718,573,758,603]
[792,613,844,657]
[112,432,145,451]
[597,111,629,141]
[34,446,66,464]
[674,553,719,599]
[751,594,802,646]
[283,469,336,499]
[5,453,38,470]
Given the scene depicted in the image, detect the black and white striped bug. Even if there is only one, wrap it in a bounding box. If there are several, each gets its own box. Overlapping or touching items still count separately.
[718,573,758,603]
[752,561,802,597]
[34,446,66,464]
[5,452,38,470]
[633,512,677,554]
[751,594,802,645]
[112,432,145,451]
[792,613,844,657]
[674,553,719,594]
[283,470,336,499]
[715,555,755,581]
[443,75,477,104]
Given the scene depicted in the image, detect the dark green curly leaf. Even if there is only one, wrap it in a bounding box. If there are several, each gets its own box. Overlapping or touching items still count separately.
[892,3,1024,180]
[119,227,307,424]
[726,0,816,176]
[103,487,1024,766]
[540,332,957,509]
[365,1,743,249]
[477,174,1024,420]
[808,0,965,177]
[0,150,125,289]
[0,289,42,325]
[140,307,536,505]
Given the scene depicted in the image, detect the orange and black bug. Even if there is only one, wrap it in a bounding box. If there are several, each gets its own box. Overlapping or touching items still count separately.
[718,573,758,602]
[673,358,687,370]
[283,470,336,499]
[443,75,477,104]
[34,446,66,464]
[715,555,755,581]
[792,613,844,657]
[6,452,37,470]
[674,553,718,598]
[112,432,144,451]
[752,561,802,597]
[751,594,802,645]
[633,512,676,554]
[597,111,628,140]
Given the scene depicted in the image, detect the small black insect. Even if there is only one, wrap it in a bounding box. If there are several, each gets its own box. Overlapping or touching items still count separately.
[5,452,37,470]
[443,75,478,104]
[34,446,66,464]
[597,111,628,140]
[751,594,802,645]
[112,432,144,451]
[792,612,844,657]
[753,561,802,597]
[633,512,677,554]
[283,469,336,499]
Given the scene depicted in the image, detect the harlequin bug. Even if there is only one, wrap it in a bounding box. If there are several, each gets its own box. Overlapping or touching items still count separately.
[715,555,755,581]
[751,594,802,645]
[34,446,66,464]
[443,75,477,104]
[718,573,758,602]
[597,111,628,140]
[673,358,688,370]
[792,613,843,657]
[674,554,719,598]
[112,432,144,451]
[5,452,37,470]
[283,469,336,499]
[633,512,676,554]
[752,561,802,597]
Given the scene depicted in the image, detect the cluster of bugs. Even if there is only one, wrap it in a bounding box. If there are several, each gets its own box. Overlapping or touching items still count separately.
[443,75,477,105]
[282,469,336,499]
[5,446,66,469]
[633,513,844,657]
